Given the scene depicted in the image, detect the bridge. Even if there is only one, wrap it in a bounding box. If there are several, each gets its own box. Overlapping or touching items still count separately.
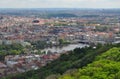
[71,40,90,44]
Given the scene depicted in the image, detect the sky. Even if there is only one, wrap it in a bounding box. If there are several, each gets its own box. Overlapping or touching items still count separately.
[0,0,120,8]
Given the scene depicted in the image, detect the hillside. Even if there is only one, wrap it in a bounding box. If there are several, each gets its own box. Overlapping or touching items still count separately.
[58,47,120,79]
[2,44,120,79]
[47,13,77,18]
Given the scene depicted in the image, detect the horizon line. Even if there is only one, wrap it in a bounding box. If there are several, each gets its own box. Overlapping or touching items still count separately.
[0,8,120,9]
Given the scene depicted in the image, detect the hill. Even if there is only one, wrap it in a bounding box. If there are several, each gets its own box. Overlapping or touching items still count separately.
[47,13,77,18]
[58,47,120,79]
[2,44,120,79]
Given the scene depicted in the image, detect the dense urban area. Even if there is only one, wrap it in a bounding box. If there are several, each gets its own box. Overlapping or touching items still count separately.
[0,9,120,79]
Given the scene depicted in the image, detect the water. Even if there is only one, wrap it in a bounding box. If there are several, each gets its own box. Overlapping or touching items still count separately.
[41,43,88,53]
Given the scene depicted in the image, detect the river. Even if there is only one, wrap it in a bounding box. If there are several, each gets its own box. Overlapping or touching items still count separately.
[41,43,88,53]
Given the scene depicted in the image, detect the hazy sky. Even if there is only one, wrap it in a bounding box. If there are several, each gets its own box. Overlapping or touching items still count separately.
[0,0,120,8]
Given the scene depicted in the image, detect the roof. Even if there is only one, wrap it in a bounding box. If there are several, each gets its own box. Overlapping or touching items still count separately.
[0,62,7,68]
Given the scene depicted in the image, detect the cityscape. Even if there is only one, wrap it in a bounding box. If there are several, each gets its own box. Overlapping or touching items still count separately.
[0,8,120,78]
[0,0,120,79]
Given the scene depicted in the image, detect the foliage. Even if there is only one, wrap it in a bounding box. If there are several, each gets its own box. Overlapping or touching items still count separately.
[3,43,119,79]
[0,44,24,60]
[31,41,52,49]
[58,47,120,79]
[59,39,70,45]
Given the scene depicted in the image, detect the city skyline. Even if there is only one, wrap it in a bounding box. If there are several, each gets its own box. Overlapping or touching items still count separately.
[0,0,120,8]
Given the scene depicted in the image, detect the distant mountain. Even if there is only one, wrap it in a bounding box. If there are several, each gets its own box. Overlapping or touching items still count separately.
[1,8,120,17]
[47,13,77,18]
